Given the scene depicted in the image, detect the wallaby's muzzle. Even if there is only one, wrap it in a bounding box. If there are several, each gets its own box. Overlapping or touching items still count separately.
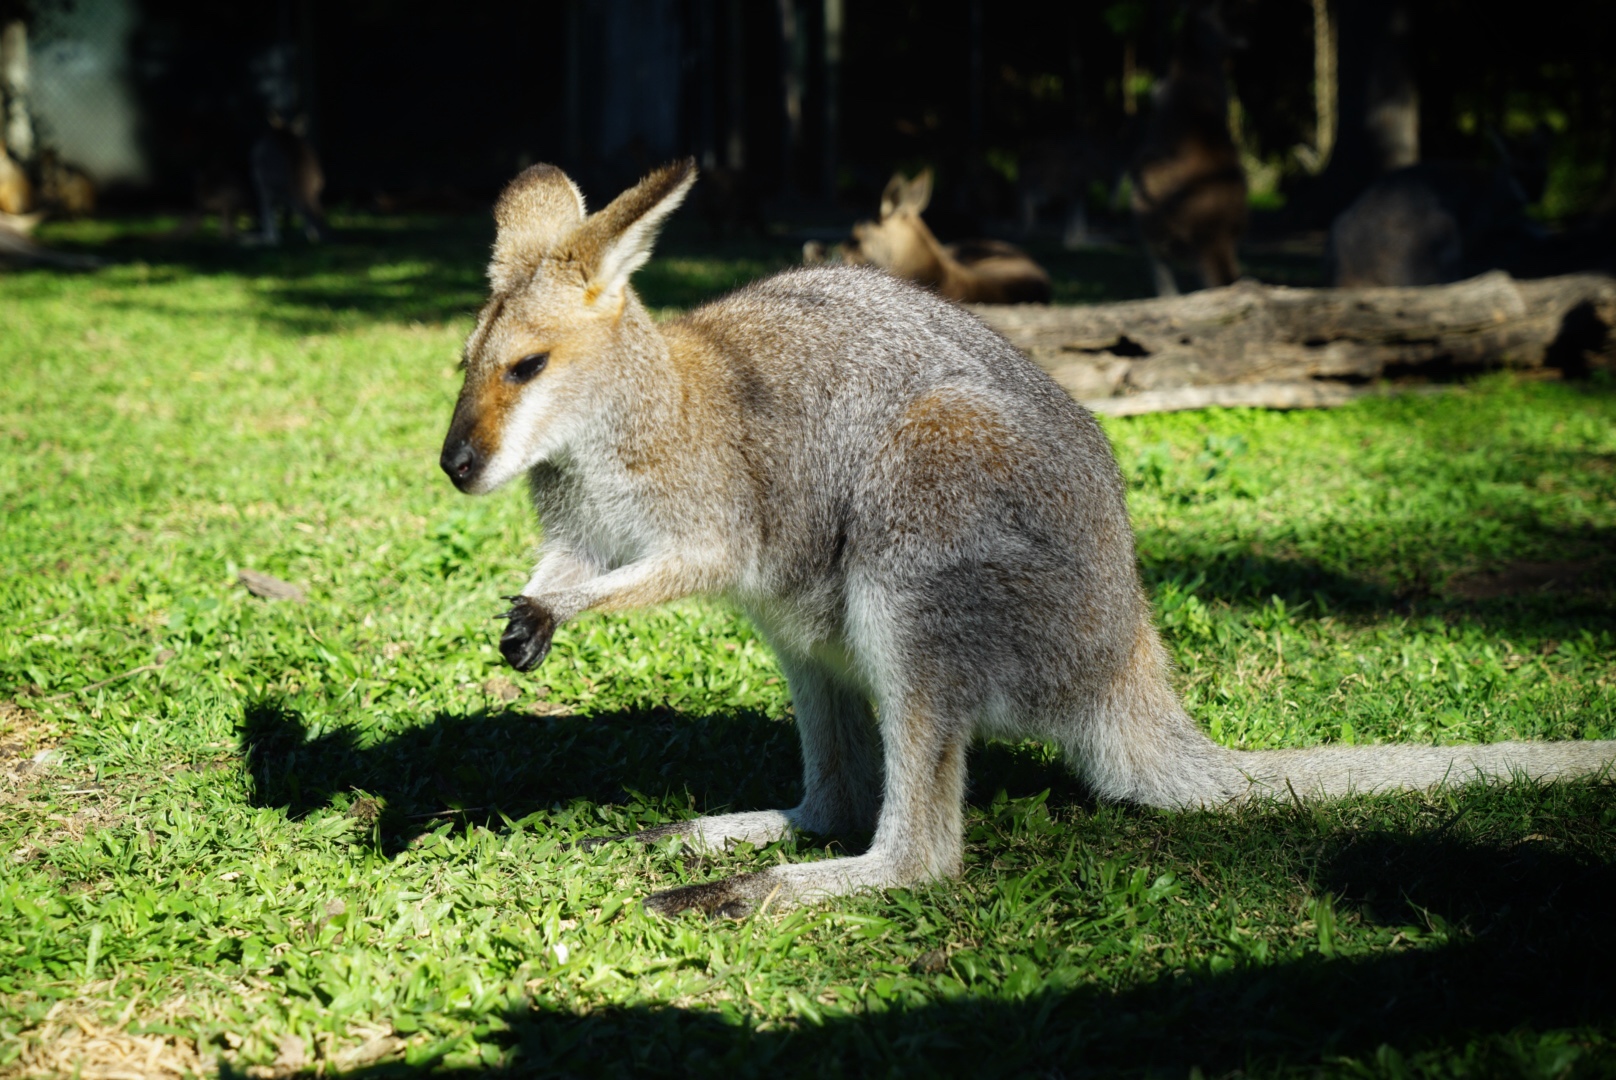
[439,420,483,492]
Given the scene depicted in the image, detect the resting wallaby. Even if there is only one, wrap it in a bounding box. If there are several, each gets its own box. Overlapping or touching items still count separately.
[1330,134,1553,287]
[1130,1,1247,296]
[440,159,1616,917]
[843,170,1051,304]
[249,114,326,245]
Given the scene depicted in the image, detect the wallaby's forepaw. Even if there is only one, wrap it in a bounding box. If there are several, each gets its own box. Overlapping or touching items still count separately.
[499,595,557,672]
[644,871,780,920]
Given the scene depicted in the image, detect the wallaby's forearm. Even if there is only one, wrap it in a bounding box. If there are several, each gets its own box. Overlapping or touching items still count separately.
[526,548,729,623]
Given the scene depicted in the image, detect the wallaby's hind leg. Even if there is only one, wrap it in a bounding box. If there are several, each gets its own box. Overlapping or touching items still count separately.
[590,657,882,858]
[644,688,968,917]
[1148,250,1181,296]
[256,187,281,246]
[775,655,883,837]
[295,199,327,243]
[1197,239,1241,289]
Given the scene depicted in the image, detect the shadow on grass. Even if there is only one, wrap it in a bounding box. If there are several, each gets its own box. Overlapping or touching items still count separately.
[29,213,1220,330]
[1137,487,1616,642]
[31,216,815,334]
[238,698,1088,857]
[231,698,1616,1074]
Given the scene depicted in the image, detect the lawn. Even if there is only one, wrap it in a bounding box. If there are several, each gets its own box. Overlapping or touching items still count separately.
[3,217,1615,1079]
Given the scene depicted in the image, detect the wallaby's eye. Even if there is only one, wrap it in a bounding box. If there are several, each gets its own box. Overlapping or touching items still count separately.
[507,352,549,384]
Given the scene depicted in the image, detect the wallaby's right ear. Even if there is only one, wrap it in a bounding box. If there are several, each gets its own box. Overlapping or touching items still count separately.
[880,173,907,219]
[490,163,588,292]
[904,169,934,214]
[564,158,697,308]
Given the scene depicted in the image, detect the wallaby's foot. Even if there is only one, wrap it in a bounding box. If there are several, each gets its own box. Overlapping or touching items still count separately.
[644,849,942,919]
[500,595,556,671]
[644,870,781,919]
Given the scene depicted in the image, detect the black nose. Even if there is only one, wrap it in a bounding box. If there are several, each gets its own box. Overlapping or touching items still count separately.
[440,439,480,487]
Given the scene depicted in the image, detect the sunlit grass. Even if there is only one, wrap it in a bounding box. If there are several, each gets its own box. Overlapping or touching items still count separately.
[2,221,1614,1077]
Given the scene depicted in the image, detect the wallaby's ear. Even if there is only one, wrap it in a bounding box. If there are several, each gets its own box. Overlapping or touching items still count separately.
[565,158,697,307]
[489,163,589,292]
[880,173,907,219]
[905,169,934,214]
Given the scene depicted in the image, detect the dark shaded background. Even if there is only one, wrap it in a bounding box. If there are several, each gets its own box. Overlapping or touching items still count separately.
[5,0,1612,227]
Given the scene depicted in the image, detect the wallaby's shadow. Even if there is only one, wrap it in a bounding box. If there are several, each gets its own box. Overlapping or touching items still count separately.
[239,698,1086,855]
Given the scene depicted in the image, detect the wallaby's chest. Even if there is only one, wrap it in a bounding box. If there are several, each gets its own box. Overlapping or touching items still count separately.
[529,459,656,571]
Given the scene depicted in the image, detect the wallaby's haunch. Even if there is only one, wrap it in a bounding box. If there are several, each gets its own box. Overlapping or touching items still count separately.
[440,159,1616,917]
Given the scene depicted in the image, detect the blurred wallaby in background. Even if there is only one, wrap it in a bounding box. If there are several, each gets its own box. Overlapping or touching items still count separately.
[250,114,326,245]
[1130,0,1247,295]
[1016,132,1121,249]
[1328,130,1613,286]
[837,169,1051,304]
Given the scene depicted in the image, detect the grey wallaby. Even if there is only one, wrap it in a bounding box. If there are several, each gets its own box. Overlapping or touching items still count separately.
[439,159,1616,917]
[250,114,326,246]
[1328,131,1594,286]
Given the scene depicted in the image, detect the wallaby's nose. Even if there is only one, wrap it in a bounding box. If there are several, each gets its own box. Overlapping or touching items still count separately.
[440,439,480,489]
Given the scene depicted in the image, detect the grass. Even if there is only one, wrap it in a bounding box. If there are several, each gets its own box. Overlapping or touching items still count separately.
[2,216,1615,1078]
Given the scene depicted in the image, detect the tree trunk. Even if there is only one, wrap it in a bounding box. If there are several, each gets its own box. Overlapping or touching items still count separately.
[777,0,803,195]
[1,19,31,162]
[821,0,842,197]
[1309,0,1417,221]
[970,272,1616,414]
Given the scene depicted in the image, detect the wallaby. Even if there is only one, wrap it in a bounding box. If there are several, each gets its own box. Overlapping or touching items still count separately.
[249,114,326,245]
[440,159,1616,917]
[1130,0,1247,296]
[1016,132,1121,249]
[1330,134,1553,287]
[842,170,1052,304]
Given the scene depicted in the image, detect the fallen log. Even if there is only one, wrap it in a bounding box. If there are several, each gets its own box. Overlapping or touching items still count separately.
[971,271,1616,413]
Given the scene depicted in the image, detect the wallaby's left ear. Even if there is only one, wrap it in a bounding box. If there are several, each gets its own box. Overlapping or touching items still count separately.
[567,158,697,307]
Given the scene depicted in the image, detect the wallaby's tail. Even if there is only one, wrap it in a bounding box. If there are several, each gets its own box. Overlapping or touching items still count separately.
[1228,740,1616,802]
[1070,623,1616,808]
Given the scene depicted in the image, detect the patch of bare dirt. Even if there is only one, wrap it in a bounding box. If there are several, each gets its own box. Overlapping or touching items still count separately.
[1447,558,1608,601]
[2,702,126,863]
[0,699,60,762]
[0,700,65,796]
[1,987,406,1079]
[2,996,209,1080]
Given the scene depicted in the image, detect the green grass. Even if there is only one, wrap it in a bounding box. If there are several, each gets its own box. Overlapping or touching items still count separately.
[2,217,1615,1078]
